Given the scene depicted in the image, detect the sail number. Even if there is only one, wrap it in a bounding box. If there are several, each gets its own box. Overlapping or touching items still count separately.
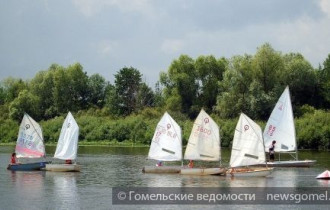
[196,126,211,135]
[18,132,34,148]
[155,127,177,142]
[267,125,276,136]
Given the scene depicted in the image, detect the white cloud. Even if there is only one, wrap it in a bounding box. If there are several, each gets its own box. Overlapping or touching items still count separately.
[160,39,185,54]
[163,12,330,67]
[92,40,118,56]
[72,0,154,17]
[320,0,330,17]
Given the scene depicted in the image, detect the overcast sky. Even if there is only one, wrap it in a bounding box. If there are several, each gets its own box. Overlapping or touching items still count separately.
[1,0,330,87]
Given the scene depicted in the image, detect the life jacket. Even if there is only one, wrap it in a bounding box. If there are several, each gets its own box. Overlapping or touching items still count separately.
[11,156,16,164]
[65,160,72,164]
[188,161,194,168]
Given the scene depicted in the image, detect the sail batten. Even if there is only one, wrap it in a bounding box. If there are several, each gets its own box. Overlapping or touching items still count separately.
[54,112,79,160]
[184,109,221,161]
[148,112,182,161]
[15,113,45,158]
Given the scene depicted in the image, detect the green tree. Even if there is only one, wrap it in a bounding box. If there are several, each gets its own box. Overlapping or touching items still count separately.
[1,78,27,103]
[215,55,254,118]
[30,69,56,119]
[281,53,317,108]
[88,73,107,108]
[0,85,5,105]
[136,82,155,110]
[252,43,284,93]
[53,65,71,114]
[53,63,89,114]
[318,54,330,108]
[66,63,89,110]
[160,55,198,116]
[113,67,142,116]
[195,55,226,113]
[153,81,165,107]
[9,89,40,121]
[105,83,118,115]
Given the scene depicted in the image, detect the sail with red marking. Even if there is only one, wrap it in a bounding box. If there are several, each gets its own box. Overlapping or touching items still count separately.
[316,170,330,179]
[184,109,220,161]
[230,113,266,168]
[148,112,182,161]
[15,113,45,158]
[263,86,296,152]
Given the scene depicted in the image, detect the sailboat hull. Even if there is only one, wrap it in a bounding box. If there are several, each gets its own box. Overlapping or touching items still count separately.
[180,167,226,175]
[7,161,48,171]
[256,160,316,167]
[44,164,81,172]
[227,167,273,177]
[142,166,181,173]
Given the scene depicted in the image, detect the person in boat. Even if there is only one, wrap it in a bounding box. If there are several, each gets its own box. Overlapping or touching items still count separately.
[10,152,18,165]
[187,160,194,168]
[156,160,163,167]
[65,159,72,164]
[269,140,276,162]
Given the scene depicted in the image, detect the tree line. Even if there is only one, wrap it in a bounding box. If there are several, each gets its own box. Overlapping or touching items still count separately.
[0,43,329,149]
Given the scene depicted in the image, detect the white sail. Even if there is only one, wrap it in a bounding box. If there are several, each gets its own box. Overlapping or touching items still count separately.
[230,113,266,168]
[148,112,182,161]
[15,113,45,158]
[184,109,220,161]
[54,112,79,160]
[263,86,296,152]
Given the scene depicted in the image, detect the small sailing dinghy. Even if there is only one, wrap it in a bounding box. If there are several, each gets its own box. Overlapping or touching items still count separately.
[181,109,225,175]
[316,170,330,179]
[7,113,48,171]
[262,86,315,167]
[142,112,182,173]
[45,112,81,172]
[227,113,273,177]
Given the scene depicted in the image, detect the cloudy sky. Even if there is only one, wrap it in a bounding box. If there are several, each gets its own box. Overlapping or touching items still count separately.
[1,0,330,87]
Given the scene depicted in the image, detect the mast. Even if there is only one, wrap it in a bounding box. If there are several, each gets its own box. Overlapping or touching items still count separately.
[287,86,298,160]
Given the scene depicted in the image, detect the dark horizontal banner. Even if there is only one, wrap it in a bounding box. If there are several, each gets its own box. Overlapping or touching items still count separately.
[112,187,330,205]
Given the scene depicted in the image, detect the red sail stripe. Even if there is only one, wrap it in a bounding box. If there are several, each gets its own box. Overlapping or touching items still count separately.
[15,145,44,157]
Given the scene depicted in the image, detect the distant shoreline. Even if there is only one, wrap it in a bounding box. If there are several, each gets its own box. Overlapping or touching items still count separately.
[0,141,149,147]
[0,142,327,151]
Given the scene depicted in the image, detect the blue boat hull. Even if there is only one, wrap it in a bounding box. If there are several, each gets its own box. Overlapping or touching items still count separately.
[7,161,49,171]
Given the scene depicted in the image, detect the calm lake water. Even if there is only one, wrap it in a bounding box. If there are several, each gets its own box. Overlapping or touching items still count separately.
[0,146,329,210]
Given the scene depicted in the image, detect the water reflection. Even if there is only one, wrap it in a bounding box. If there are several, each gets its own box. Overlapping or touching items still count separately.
[1,146,330,210]
[9,171,45,209]
[226,175,269,187]
[48,172,80,210]
[316,179,330,187]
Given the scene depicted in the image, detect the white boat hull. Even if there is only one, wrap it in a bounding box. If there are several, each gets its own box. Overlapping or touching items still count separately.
[257,160,316,167]
[45,164,81,172]
[180,168,226,175]
[142,166,181,173]
[227,168,273,177]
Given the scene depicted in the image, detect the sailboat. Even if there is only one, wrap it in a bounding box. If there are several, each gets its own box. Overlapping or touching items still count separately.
[316,170,330,179]
[142,112,182,173]
[7,113,48,171]
[181,109,225,175]
[227,113,273,177]
[262,86,316,167]
[45,112,81,172]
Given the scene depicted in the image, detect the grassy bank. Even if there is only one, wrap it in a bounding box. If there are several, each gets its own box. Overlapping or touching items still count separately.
[0,108,329,150]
